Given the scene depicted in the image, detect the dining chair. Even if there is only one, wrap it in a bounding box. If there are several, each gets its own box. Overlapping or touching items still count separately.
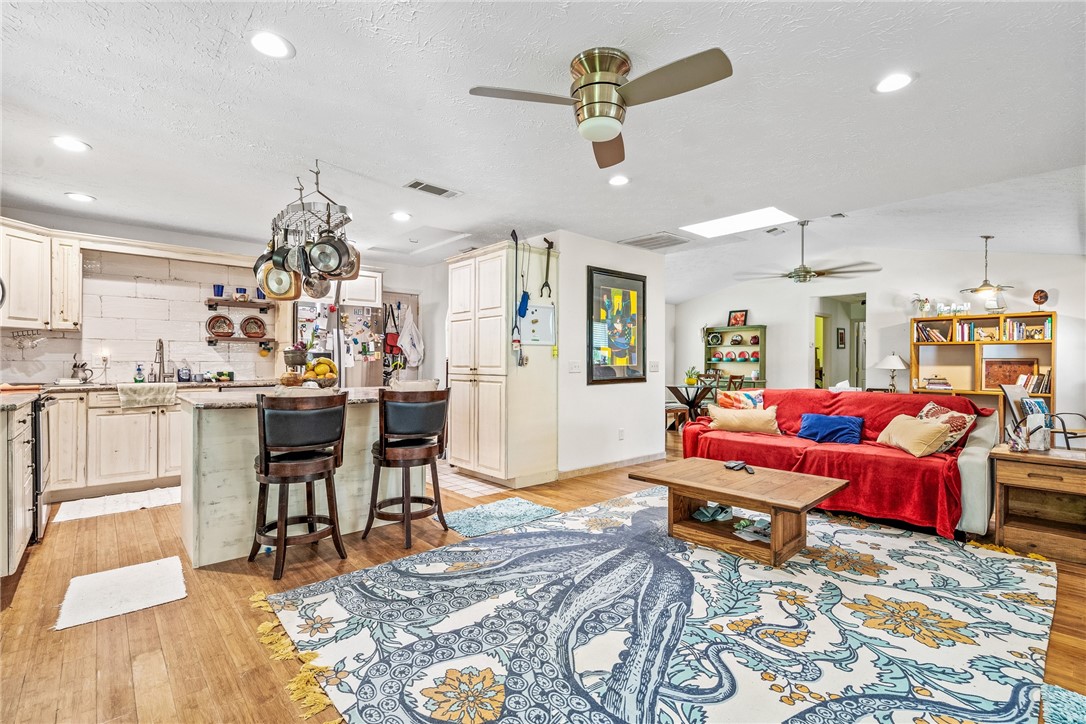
[725,374,746,390]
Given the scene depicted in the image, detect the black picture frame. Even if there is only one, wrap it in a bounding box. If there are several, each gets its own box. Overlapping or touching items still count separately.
[836,327,846,349]
[727,309,748,327]
[587,266,646,385]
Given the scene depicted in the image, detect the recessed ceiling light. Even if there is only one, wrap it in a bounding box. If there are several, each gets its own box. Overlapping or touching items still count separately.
[875,73,913,93]
[52,136,92,152]
[680,207,798,239]
[65,192,96,203]
[390,211,412,222]
[250,31,296,59]
[608,175,629,186]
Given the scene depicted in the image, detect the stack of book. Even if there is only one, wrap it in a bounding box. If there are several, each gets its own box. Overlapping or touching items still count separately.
[915,323,948,342]
[1015,372,1051,394]
[922,376,953,390]
[1005,318,1052,341]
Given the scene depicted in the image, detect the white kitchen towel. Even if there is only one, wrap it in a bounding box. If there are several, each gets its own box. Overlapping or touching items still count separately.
[400,306,424,368]
[117,382,177,408]
[55,556,186,630]
[52,486,181,522]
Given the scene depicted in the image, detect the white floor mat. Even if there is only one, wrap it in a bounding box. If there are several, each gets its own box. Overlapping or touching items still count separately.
[55,556,186,630]
[52,486,180,522]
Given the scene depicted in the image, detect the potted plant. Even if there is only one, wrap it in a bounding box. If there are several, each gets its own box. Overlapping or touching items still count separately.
[910,294,932,317]
[684,366,699,385]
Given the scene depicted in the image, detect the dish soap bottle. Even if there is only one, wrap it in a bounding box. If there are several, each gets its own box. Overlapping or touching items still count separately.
[134,363,146,383]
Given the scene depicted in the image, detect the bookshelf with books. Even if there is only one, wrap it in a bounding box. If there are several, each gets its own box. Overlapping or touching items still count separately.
[909,312,1057,425]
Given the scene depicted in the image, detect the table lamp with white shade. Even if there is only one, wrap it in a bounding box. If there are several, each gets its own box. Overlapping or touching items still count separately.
[875,353,908,393]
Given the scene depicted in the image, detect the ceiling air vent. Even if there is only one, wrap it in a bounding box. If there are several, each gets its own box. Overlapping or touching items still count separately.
[617,231,690,251]
[403,179,463,199]
[764,227,787,236]
[830,212,848,218]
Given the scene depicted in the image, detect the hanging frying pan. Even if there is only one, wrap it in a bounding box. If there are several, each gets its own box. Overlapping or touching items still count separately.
[252,250,273,279]
[309,230,348,274]
[303,274,331,299]
[326,243,361,280]
[258,260,301,301]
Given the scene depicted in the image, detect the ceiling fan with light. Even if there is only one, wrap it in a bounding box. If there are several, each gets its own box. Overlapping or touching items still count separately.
[469,47,733,168]
[736,220,883,283]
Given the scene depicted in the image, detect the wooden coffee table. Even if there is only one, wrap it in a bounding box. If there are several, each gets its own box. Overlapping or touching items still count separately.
[629,458,848,566]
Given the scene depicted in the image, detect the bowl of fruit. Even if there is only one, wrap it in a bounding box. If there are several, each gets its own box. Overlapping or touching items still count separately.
[303,357,339,387]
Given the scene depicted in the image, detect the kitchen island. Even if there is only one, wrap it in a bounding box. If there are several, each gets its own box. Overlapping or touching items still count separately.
[179,387,410,568]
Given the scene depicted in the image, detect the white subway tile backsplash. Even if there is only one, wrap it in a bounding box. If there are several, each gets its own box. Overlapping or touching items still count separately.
[170,259,229,284]
[135,319,203,341]
[135,279,202,302]
[98,252,170,279]
[79,316,137,340]
[1,252,278,384]
[83,275,137,298]
[101,296,171,319]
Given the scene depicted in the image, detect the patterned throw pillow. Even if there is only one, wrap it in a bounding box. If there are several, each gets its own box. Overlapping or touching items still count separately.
[916,402,977,452]
[714,389,764,410]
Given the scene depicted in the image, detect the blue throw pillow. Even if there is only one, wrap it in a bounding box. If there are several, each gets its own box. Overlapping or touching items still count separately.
[797,413,863,444]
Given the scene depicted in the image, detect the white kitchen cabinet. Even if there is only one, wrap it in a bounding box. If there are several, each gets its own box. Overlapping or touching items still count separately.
[86,407,157,486]
[340,270,382,307]
[50,237,82,329]
[50,393,87,491]
[0,226,52,329]
[157,405,184,477]
[445,241,557,488]
[3,403,34,576]
[447,249,507,376]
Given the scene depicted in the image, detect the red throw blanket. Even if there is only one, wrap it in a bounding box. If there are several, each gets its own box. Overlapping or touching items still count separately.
[682,390,991,538]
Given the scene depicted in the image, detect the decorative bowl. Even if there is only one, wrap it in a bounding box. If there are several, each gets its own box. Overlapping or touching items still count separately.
[738,351,750,360]
[712,351,724,360]
[725,352,737,361]
[283,349,308,367]
[730,334,744,345]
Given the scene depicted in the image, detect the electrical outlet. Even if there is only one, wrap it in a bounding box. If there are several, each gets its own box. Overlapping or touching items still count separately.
[100,353,110,364]
[568,361,583,374]
[618,428,624,440]
[649,361,660,372]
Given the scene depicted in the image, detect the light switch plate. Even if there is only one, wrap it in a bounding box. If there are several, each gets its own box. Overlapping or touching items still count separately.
[568,361,583,374]
[649,361,660,372]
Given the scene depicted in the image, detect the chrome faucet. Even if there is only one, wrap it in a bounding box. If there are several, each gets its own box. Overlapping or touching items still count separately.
[153,338,165,383]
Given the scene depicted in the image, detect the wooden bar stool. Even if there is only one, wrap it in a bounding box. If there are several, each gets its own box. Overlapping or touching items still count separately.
[362,388,450,549]
[248,392,348,580]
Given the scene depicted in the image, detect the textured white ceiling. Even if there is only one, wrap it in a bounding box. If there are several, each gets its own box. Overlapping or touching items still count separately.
[2,1,1084,291]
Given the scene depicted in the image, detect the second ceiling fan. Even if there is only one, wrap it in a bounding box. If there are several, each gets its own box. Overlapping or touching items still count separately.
[736,220,883,283]
[469,46,733,168]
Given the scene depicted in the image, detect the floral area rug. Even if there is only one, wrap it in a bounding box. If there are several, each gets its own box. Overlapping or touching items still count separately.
[267,487,1056,724]
[443,497,559,537]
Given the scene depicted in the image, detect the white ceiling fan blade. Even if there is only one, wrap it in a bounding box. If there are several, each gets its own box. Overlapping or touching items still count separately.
[469,86,576,106]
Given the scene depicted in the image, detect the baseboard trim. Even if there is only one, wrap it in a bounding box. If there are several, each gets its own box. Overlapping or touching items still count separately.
[558,452,666,480]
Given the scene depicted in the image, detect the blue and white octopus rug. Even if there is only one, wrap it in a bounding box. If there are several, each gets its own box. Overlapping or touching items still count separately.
[267,487,1056,724]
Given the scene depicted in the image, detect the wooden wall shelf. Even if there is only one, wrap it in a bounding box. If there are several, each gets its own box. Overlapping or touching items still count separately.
[205,298,273,313]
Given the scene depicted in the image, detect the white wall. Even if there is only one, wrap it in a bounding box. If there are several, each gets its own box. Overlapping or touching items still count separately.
[554,229,666,472]
[664,303,677,387]
[378,260,449,383]
[674,247,1086,415]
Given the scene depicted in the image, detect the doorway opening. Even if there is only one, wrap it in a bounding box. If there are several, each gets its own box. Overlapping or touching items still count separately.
[813,293,867,389]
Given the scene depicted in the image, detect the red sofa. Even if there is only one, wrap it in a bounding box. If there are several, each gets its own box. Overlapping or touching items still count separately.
[682,389,995,538]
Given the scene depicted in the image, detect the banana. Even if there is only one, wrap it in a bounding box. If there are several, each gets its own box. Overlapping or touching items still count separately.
[314,357,338,374]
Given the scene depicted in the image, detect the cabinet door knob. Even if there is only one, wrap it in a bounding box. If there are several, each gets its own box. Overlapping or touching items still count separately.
[24,438,34,445]
[151,410,157,415]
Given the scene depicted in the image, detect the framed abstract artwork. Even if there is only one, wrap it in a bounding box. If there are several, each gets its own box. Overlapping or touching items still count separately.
[836,327,846,349]
[587,266,646,385]
[727,310,748,326]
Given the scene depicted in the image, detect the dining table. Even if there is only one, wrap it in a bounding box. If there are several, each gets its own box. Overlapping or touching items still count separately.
[666,384,719,423]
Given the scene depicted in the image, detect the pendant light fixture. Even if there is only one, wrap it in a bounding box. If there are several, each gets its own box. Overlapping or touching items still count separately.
[960,235,1012,312]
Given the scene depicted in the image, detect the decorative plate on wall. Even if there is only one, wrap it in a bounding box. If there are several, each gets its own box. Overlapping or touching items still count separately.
[240,316,267,339]
[707,332,722,346]
[206,314,235,338]
[730,334,744,345]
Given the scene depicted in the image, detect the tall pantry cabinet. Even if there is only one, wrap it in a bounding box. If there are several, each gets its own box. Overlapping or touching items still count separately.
[446,241,558,488]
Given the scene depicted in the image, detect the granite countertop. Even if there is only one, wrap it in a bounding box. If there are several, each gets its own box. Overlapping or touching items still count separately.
[41,379,280,393]
[178,386,382,409]
[0,393,40,411]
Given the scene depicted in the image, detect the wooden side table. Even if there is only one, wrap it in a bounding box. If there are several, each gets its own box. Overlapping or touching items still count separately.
[990,444,1086,562]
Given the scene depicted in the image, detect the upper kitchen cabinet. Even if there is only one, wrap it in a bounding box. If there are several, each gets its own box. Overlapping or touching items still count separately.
[339,270,382,307]
[50,237,82,329]
[1,226,52,329]
[447,247,507,376]
[0,226,82,330]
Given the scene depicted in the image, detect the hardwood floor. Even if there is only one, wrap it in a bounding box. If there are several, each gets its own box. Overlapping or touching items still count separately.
[1,432,1082,722]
